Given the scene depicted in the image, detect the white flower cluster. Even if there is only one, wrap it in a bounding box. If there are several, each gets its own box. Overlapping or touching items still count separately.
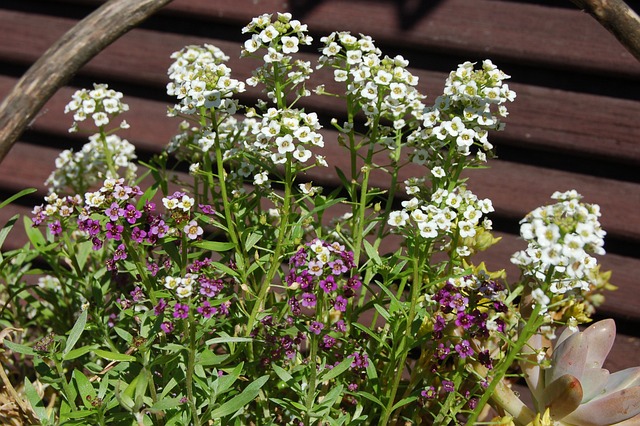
[164,273,198,298]
[46,133,137,194]
[247,107,324,166]
[511,190,606,298]
[64,83,129,131]
[388,186,494,257]
[167,44,245,115]
[409,60,515,165]
[242,12,314,100]
[318,31,425,130]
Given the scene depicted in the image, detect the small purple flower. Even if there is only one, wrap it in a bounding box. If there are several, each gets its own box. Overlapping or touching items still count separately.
[124,204,142,224]
[92,236,103,250]
[441,380,455,393]
[433,315,446,332]
[454,339,474,358]
[421,386,436,399]
[105,222,124,240]
[130,286,144,302]
[435,342,450,360]
[131,227,147,243]
[144,201,156,213]
[319,275,337,293]
[478,350,493,369]
[105,202,124,221]
[455,312,474,330]
[173,303,189,319]
[107,313,117,328]
[113,243,127,261]
[322,334,336,349]
[147,262,159,277]
[154,298,167,315]
[348,383,358,392]
[300,292,317,308]
[197,301,217,318]
[449,293,468,312]
[161,321,174,334]
[309,321,324,335]
[48,220,62,236]
[349,351,369,369]
[333,295,348,312]
[328,259,347,275]
[199,204,215,214]
[333,320,346,333]
[199,278,224,298]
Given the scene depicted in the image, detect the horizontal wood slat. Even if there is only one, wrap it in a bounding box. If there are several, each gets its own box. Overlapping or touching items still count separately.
[1,0,639,380]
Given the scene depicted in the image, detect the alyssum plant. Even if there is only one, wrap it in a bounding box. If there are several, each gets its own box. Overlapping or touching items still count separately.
[1,12,637,426]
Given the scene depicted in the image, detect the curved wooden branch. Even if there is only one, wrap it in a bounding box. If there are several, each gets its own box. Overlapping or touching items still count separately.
[570,0,640,62]
[0,0,174,165]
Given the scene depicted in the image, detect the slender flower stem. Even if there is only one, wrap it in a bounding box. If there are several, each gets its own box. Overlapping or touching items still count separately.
[185,316,201,426]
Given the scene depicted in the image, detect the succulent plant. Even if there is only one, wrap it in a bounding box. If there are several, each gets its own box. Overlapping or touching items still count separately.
[521,319,640,425]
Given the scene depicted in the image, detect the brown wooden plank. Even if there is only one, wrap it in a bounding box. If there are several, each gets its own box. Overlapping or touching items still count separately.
[153,0,640,78]
[1,10,639,167]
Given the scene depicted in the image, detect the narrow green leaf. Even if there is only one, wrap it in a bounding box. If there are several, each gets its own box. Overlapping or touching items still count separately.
[244,231,262,251]
[193,240,236,252]
[271,364,292,383]
[0,188,37,209]
[209,375,269,419]
[63,345,98,361]
[24,377,47,421]
[148,396,183,412]
[319,357,352,383]
[3,339,36,356]
[355,391,385,409]
[63,309,88,357]
[93,349,136,362]
[23,216,46,248]
[73,370,97,409]
[0,214,18,250]
[362,239,382,266]
[390,396,419,412]
[205,336,253,345]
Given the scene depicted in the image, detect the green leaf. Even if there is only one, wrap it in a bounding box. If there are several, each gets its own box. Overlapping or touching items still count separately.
[193,240,236,252]
[319,357,352,383]
[209,375,268,419]
[355,391,385,409]
[93,349,136,362]
[0,188,37,209]
[390,396,419,412]
[244,231,262,251]
[63,309,88,357]
[63,345,98,361]
[24,377,47,421]
[148,396,183,412]
[205,336,253,345]
[73,370,97,409]
[362,239,382,266]
[3,339,36,356]
[0,214,18,250]
[23,216,46,248]
[271,364,292,383]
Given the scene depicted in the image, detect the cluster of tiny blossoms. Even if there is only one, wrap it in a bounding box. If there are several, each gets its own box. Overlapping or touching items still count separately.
[64,83,130,131]
[46,134,137,194]
[417,274,510,405]
[242,12,314,101]
[167,44,245,115]
[511,190,606,308]
[409,60,516,166]
[48,85,137,194]
[318,31,424,130]
[247,107,325,167]
[388,186,494,258]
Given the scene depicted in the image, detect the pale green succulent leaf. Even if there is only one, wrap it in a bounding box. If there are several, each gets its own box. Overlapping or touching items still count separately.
[583,319,616,370]
[602,367,640,396]
[563,386,640,426]
[542,374,583,420]
[580,368,610,403]
[547,333,588,386]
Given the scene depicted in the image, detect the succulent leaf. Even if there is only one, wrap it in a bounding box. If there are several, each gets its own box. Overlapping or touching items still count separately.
[541,374,583,420]
[562,386,640,426]
[583,319,616,370]
[546,332,588,385]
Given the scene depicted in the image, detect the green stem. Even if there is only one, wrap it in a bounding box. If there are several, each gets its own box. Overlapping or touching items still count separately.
[185,316,201,426]
[53,355,77,410]
[304,334,319,425]
[246,160,293,335]
[466,303,544,425]
[379,246,425,425]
